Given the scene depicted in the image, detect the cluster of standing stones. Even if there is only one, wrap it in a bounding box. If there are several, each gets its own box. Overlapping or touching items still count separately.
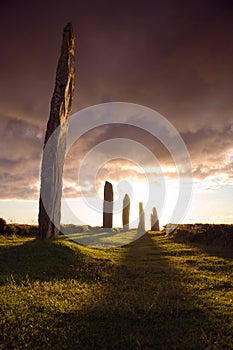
[103,181,160,232]
[38,23,159,239]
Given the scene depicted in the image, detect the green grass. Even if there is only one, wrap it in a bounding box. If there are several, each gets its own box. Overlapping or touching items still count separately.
[0,232,233,349]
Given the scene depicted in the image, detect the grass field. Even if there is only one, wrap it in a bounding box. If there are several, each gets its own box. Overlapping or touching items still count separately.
[0,231,233,349]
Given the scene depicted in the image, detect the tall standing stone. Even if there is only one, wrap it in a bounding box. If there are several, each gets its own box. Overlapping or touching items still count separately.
[103,181,113,228]
[122,194,130,231]
[151,207,160,231]
[138,202,145,233]
[38,23,75,239]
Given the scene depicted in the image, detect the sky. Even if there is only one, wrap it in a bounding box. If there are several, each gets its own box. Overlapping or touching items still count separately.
[0,0,233,227]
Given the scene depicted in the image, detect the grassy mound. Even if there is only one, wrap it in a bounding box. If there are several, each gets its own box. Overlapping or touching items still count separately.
[0,232,233,349]
[166,224,233,248]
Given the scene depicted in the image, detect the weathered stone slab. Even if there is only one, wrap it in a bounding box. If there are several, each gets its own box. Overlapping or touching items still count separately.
[103,181,113,228]
[138,202,145,233]
[151,207,160,231]
[38,23,75,239]
[122,194,130,231]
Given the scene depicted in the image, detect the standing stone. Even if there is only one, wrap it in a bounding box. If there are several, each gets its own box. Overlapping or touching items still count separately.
[138,202,145,233]
[122,194,130,231]
[103,181,113,228]
[151,207,160,231]
[38,23,75,239]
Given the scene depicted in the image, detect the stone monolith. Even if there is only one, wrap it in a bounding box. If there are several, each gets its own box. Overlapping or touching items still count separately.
[138,202,145,233]
[38,22,75,239]
[122,194,130,231]
[151,207,160,231]
[103,181,113,228]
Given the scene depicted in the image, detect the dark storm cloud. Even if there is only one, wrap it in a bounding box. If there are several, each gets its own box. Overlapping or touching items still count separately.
[0,116,43,160]
[0,116,42,199]
[182,124,233,165]
[1,0,233,122]
[0,0,233,199]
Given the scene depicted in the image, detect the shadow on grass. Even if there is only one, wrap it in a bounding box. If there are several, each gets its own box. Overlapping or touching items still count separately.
[189,242,233,260]
[72,232,209,350]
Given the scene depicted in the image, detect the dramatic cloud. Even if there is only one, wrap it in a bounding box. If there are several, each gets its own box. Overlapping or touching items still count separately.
[0,0,233,207]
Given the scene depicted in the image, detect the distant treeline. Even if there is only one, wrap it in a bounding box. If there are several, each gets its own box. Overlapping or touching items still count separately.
[166,223,233,248]
[0,218,38,237]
